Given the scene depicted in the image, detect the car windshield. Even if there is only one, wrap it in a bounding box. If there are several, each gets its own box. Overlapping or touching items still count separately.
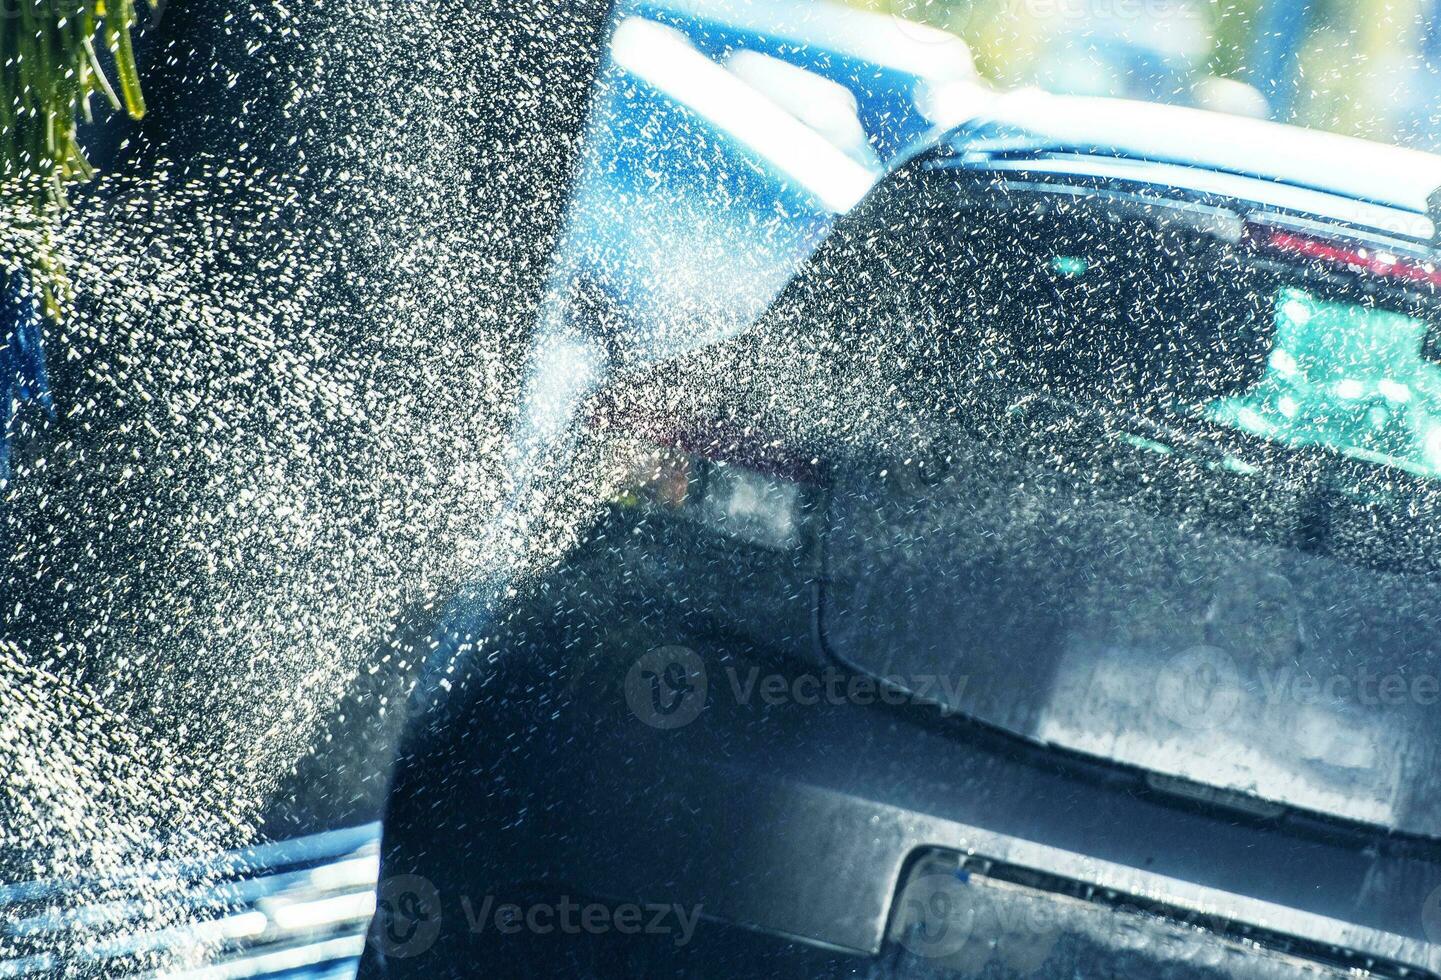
[820,205,1441,837]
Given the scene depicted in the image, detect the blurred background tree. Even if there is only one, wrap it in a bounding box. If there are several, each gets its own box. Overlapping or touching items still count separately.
[856,0,1441,148]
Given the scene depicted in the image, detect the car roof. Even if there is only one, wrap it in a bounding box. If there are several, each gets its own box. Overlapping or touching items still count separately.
[933,91,1441,243]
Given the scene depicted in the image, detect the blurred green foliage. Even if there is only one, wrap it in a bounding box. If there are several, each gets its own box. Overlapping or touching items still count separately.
[1,0,147,318]
[863,0,1432,142]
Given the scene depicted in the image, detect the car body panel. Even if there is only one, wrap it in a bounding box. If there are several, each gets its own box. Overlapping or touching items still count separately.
[370,528,1441,975]
[370,97,1441,977]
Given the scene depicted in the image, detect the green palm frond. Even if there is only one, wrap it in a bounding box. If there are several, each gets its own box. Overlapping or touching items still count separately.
[1,0,148,318]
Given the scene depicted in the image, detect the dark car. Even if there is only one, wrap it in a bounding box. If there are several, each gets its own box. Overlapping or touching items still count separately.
[363,96,1441,978]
